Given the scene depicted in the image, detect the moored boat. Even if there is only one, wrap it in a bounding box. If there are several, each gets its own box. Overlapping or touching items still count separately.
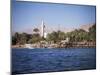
[25,44,34,49]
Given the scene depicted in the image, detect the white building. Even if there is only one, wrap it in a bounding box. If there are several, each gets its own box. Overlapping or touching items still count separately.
[44,32,47,38]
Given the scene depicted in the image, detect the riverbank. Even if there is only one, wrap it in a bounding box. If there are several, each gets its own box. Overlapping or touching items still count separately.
[12,41,96,48]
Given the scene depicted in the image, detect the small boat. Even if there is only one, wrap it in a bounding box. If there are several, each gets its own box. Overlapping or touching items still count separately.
[27,46,34,49]
[25,44,34,49]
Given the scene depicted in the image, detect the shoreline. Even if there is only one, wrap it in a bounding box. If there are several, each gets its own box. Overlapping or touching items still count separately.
[12,42,96,49]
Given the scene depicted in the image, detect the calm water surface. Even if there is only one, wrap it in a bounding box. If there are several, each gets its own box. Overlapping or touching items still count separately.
[12,48,96,74]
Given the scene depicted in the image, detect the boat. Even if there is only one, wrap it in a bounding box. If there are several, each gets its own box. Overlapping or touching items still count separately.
[25,44,34,49]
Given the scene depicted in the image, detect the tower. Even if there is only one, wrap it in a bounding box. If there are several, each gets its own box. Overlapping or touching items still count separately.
[41,20,45,38]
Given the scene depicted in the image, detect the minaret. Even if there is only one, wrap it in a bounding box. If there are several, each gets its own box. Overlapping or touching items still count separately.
[41,20,45,38]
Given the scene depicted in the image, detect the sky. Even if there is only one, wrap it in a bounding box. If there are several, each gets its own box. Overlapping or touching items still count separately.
[12,0,96,34]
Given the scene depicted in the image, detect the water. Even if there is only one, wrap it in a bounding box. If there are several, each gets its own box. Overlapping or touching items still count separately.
[12,48,96,74]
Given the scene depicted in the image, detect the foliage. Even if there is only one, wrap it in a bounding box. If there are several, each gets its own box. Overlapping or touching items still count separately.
[89,24,96,41]
[66,24,96,42]
[47,30,66,43]
[12,24,96,45]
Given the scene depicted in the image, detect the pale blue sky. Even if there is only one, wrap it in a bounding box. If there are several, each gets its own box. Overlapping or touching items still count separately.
[12,1,96,33]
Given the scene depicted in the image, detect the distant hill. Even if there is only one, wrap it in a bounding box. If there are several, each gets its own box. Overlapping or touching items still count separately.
[79,24,94,32]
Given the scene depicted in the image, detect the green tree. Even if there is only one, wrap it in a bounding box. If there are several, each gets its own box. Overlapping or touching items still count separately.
[89,24,96,41]
[66,29,89,42]
[30,28,41,43]
[14,32,21,44]
[19,33,27,44]
[12,36,16,45]
[47,30,66,43]
[57,30,66,41]
[47,31,58,43]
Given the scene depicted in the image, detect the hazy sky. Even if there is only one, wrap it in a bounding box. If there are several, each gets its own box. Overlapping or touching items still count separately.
[12,1,96,34]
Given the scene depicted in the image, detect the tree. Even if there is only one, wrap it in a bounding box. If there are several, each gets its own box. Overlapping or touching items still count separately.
[19,33,27,44]
[14,32,21,44]
[47,31,58,43]
[57,30,66,41]
[89,24,96,41]
[31,28,41,43]
[33,28,39,34]
[66,29,89,42]
[47,30,66,43]
[12,36,16,45]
